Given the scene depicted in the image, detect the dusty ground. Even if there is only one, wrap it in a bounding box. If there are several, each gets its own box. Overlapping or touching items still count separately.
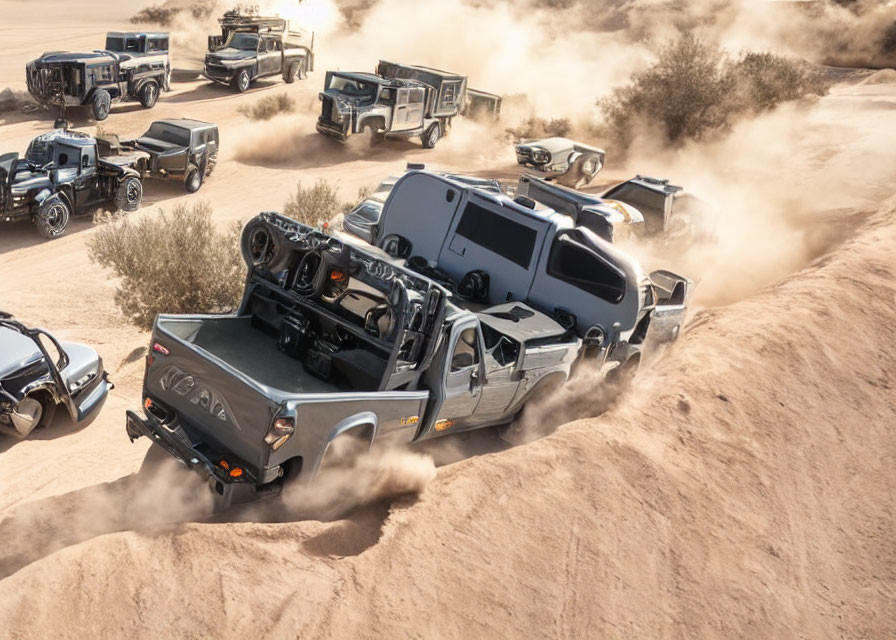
[1,1,895,638]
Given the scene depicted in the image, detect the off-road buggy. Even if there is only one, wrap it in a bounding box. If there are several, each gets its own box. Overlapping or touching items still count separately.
[98,119,219,193]
[0,129,142,238]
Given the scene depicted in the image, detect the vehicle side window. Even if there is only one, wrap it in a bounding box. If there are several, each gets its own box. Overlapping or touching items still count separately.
[408,88,424,104]
[81,146,95,168]
[547,231,627,303]
[92,65,113,83]
[442,82,458,108]
[397,89,409,106]
[126,38,140,52]
[451,327,479,372]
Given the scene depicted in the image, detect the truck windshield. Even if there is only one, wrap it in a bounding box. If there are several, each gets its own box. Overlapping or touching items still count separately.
[144,123,190,146]
[225,32,259,51]
[326,76,377,102]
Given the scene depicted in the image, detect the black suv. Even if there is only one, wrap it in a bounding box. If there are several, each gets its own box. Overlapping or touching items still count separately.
[0,129,142,238]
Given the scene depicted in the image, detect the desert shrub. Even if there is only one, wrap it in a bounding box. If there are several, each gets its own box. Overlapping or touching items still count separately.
[284,180,343,227]
[340,185,374,214]
[87,202,244,330]
[600,34,829,148]
[506,117,572,140]
[238,93,296,120]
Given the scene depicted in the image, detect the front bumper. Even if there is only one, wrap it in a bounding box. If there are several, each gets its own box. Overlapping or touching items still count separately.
[125,407,275,510]
[71,371,113,426]
[316,118,350,142]
[202,64,236,84]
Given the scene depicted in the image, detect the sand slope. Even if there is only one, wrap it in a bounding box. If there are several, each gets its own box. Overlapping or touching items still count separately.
[1,201,893,639]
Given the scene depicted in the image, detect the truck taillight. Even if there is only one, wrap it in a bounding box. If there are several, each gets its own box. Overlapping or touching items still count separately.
[264,416,295,451]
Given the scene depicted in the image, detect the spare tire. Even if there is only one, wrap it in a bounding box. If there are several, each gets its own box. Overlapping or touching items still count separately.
[240,219,291,272]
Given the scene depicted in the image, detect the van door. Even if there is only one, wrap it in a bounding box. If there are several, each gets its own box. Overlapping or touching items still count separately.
[393,88,413,131]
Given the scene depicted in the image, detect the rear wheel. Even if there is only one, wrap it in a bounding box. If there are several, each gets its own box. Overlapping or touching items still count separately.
[184,164,203,193]
[139,81,159,108]
[114,176,143,212]
[91,90,111,121]
[35,196,71,239]
[9,394,53,438]
[233,69,250,93]
[422,123,440,149]
[205,151,218,177]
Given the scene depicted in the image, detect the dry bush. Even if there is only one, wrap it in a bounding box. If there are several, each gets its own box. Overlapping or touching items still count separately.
[283,180,343,227]
[600,35,829,149]
[87,203,244,330]
[506,117,572,140]
[340,185,374,214]
[238,93,296,121]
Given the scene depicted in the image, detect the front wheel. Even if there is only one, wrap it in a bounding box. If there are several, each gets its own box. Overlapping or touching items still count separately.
[422,123,440,149]
[283,61,298,84]
[366,124,385,147]
[232,69,250,93]
[8,394,53,438]
[91,89,111,121]
[115,176,143,212]
[184,164,203,193]
[139,80,159,108]
[35,196,71,239]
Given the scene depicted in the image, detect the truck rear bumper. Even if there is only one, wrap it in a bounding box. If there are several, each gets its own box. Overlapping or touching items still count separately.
[125,408,278,510]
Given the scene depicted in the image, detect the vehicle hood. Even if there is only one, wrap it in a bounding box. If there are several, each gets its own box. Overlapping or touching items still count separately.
[0,327,43,380]
[321,90,362,110]
[518,137,573,154]
[208,48,256,63]
[10,172,52,192]
[58,340,102,387]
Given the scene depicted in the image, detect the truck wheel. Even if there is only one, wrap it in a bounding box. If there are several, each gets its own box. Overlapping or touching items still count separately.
[559,154,601,190]
[139,81,159,108]
[366,124,385,147]
[422,123,440,149]
[115,176,143,212]
[35,196,71,239]
[283,61,299,84]
[184,164,203,193]
[232,69,250,93]
[91,90,111,121]
[9,393,54,438]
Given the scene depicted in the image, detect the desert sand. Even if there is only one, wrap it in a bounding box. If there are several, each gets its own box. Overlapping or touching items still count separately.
[0,1,894,638]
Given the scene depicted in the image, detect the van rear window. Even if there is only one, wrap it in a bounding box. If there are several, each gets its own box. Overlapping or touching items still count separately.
[548,231,626,303]
[454,201,537,268]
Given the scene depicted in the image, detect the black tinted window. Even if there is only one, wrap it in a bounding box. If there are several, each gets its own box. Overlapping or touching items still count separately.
[455,201,537,268]
[548,231,626,303]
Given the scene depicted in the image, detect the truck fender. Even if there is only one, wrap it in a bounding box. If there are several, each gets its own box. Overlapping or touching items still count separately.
[358,115,385,135]
[312,411,378,478]
[32,188,55,206]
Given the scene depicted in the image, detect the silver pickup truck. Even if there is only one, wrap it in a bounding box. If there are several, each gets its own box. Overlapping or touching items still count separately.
[126,174,689,509]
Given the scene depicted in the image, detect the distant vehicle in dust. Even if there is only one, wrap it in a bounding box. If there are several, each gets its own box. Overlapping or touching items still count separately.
[515,137,606,189]
[26,31,170,121]
[97,118,219,193]
[0,312,112,439]
[203,10,314,92]
[316,60,502,148]
[0,129,143,238]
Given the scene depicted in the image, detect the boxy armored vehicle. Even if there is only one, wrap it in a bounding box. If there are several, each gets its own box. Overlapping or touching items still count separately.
[125,171,690,508]
[0,129,143,238]
[317,61,501,148]
[26,32,170,121]
[203,10,314,92]
[0,312,112,439]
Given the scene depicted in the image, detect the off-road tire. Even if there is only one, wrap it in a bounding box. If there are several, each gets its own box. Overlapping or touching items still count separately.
[366,124,385,147]
[91,90,111,121]
[8,393,53,438]
[205,151,218,177]
[114,176,143,212]
[233,69,250,93]
[35,196,71,239]
[139,81,159,108]
[184,164,203,193]
[558,153,602,190]
[283,61,299,84]
[422,123,440,149]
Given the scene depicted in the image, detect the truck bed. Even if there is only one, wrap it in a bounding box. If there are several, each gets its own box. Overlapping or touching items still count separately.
[184,317,340,395]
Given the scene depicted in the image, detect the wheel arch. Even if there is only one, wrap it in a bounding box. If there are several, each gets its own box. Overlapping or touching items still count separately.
[311,411,378,478]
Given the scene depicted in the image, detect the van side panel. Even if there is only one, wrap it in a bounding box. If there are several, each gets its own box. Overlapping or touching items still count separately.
[379,173,462,257]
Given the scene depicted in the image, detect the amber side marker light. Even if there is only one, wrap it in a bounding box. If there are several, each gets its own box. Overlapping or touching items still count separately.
[144,397,153,410]
[229,468,244,478]
[152,343,170,356]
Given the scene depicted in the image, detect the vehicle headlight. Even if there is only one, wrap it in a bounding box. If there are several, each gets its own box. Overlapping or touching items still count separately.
[532,149,550,164]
